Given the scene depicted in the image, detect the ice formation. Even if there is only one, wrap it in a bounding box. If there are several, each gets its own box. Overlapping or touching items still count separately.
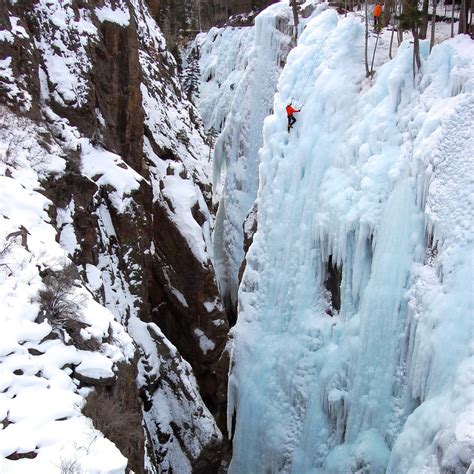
[197,2,294,311]
[223,7,474,474]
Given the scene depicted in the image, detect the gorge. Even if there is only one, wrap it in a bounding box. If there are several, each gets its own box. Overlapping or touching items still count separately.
[0,0,472,473]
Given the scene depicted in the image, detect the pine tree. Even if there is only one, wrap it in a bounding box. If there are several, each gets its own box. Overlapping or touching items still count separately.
[396,0,422,72]
[205,127,219,160]
[182,47,201,103]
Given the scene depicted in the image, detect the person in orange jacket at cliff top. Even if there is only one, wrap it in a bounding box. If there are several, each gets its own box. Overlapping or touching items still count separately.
[286,103,301,132]
[373,2,383,28]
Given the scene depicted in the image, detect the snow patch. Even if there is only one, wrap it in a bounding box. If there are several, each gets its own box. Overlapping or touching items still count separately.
[0,108,134,473]
[80,140,143,213]
[95,5,130,27]
[194,328,216,354]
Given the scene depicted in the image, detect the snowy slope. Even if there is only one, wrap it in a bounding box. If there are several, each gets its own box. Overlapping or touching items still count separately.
[0,108,134,473]
[228,7,473,473]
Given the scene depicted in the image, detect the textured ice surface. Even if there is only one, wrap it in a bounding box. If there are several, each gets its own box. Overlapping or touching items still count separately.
[197,2,294,308]
[228,7,473,473]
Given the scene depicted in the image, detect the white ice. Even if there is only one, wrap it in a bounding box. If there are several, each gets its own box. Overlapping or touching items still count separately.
[197,2,294,308]
[227,6,473,473]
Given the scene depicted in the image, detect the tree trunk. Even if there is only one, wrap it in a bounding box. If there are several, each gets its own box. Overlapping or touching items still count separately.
[290,0,299,44]
[389,17,396,58]
[365,0,370,77]
[468,0,474,38]
[471,0,473,35]
[402,0,421,73]
[412,26,421,72]
[451,0,455,38]
[458,0,468,33]
[383,0,394,26]
[419,0,429,38]
[196,0,202,31]
[430,0,437,51]
[397,0,403,45]
[370,31,380,77]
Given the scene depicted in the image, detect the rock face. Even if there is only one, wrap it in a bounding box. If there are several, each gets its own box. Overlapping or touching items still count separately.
[142,325,228,473]
[0,0,229,471]
[83,359,146,474]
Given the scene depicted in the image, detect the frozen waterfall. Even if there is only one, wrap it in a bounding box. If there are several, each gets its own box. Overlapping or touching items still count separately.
[218,6,474,474]
[197,2,294,315]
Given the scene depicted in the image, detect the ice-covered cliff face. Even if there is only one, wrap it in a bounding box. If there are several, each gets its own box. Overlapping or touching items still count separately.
[226,7,474,474]
[196,3,295,317]
[0,0,229,472]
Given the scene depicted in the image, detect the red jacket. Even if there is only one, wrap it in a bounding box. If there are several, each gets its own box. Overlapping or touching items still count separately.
[286,105,299,116]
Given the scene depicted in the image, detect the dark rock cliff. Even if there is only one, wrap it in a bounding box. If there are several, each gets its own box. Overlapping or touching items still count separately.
[0,0,230,471]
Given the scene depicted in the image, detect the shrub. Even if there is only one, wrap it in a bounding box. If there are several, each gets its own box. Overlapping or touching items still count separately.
[40,264,83,324]
[59,457,82,474]
[83,361,144,472]
[39,264,99,350]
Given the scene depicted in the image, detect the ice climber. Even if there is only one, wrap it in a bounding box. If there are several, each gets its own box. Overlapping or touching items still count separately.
[373,2,382,28]
[286,104,301,132]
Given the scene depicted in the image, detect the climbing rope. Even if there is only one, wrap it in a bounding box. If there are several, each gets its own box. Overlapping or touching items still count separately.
[291,31,333,107]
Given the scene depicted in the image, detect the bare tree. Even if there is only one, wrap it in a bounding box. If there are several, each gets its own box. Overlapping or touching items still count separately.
[458,0,469,33]
[430,0,438,51]
[0,238,15,274]
[0,106,49,171]
[59,458,82,474]
[40,264,84,325]
[388,0,399,58]
[290,0,299,44]
[364,0,370,77]
[419,0,430,38]
[451,0,456,37]
[0,106,30,167]
[0,227,31,274]
[369,30,381,77]
[384,0,395,25]
[397,0,404,46]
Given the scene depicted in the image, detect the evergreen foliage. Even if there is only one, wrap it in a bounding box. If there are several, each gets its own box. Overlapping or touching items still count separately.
[182,47,201,103]
[396,3,423,30]
[395,0,423,72]
[205,127,219,148]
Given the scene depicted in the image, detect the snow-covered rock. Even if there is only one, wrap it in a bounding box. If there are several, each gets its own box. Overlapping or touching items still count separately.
[0,108,134,473]
[0,0,230,471]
